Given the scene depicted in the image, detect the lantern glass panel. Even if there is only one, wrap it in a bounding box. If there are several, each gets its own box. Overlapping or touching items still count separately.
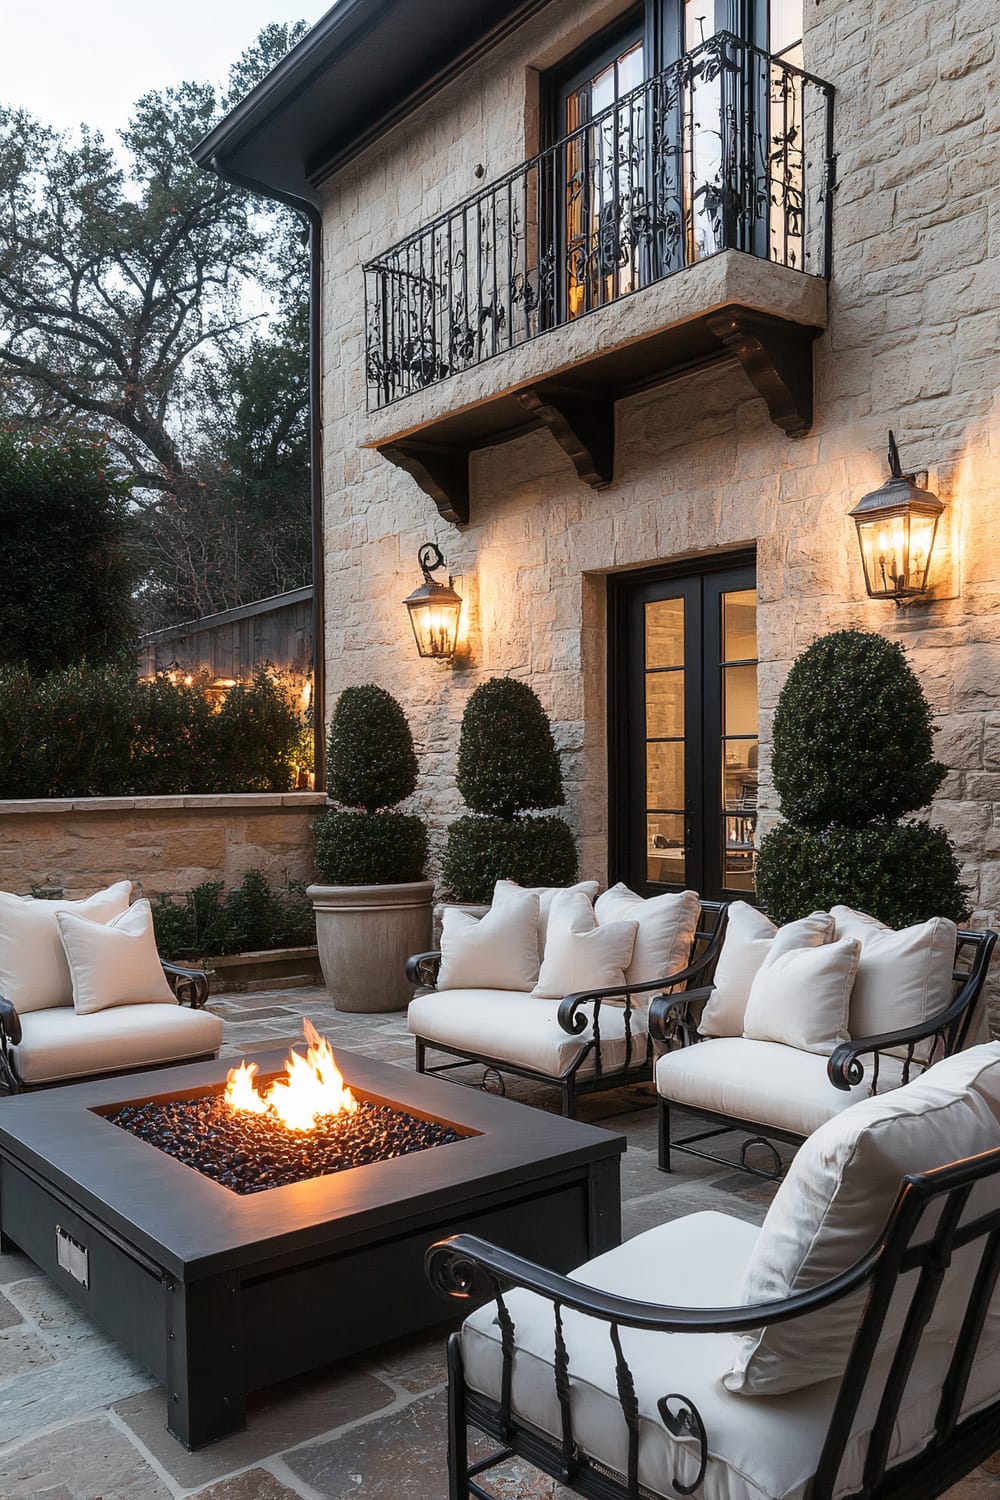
[407,597,461,658]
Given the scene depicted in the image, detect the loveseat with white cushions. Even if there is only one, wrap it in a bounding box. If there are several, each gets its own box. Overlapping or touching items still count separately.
[647,900,996,1175]
[428,1043,1000,1500]
[406,881,728,1117]
[0,883,222,1092]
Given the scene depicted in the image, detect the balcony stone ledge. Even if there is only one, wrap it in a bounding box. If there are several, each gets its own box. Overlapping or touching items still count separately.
[361,251,828,525]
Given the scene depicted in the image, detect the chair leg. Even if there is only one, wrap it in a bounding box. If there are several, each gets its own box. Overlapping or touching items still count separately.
[446,1332,470,1500]
[415,1039,426,1074]
[562,1075,576,1118]
[658,1098,672,1172]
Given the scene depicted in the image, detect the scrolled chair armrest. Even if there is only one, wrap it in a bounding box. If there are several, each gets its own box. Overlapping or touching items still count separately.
[425,1231,882,1334]
[406,951,442,988]
[0,994,22,1047]
[647,985,714,1046]
[826,987,974,1092]
[161,961,210,1009]
[556,944,727,1037]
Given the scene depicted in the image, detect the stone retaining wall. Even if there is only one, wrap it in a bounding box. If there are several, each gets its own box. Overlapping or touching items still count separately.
[0,794,326,900]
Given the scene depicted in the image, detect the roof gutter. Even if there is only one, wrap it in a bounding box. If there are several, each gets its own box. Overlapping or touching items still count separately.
[207,154,326,791]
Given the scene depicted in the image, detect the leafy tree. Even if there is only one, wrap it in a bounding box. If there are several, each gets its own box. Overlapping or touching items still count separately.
[0,23,311,626]
[0,428,136,671]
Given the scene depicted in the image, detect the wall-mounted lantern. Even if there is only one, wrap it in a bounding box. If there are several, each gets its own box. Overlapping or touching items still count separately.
[403,543,463,659]
[849,432,945,604]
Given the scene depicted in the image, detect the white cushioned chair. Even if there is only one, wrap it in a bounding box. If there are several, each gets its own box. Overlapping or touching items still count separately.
[0,885,222,1092]
[428,1043,1000,1500]
[648,907,996,1176]
[407,891,729,1117]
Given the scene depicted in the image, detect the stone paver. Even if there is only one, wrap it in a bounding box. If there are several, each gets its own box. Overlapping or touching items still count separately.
[0,982,993,1499]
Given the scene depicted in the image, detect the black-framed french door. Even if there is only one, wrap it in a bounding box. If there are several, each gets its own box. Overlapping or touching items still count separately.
[608,552,758,901]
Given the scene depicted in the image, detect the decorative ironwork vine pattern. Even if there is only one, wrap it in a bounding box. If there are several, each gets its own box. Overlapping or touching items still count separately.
[364,34,834,409]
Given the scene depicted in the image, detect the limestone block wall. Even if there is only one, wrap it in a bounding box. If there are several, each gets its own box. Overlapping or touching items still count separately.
[0,795,325,900]
[316,0,1000,1022]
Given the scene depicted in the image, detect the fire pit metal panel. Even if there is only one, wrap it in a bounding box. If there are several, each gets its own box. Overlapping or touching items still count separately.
[0,1048,623,1450]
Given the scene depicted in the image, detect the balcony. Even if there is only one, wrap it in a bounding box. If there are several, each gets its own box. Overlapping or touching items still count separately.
[362,34,835,522]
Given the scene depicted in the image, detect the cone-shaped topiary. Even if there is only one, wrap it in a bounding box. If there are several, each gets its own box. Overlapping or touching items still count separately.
[442,677,577,902]
[313,685,427,885]
[456,677,566,819]
[769,630,945,828]
[757,630,967,926]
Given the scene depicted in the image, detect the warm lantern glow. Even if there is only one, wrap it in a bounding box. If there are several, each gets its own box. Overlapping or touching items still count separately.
[404,542,463,659]
[850,433,944,603]
[224,1019,357,1132]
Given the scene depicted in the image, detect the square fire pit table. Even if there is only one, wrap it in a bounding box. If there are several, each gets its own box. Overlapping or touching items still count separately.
[0,1046,623,1449]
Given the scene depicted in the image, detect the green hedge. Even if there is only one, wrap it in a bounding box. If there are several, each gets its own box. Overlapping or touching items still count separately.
[152,871,315,961]
[0,665,303,797]
[313,809,427,885]
[440,815,578,904]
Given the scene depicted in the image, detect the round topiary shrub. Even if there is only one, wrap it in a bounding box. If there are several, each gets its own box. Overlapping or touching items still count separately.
[770,629,944,828]
[755,820,968,928]
[442,678,578,901]
[440,815,579,906]
[456,678,565,819]
[756,629,968,927]
[313,685,427,885]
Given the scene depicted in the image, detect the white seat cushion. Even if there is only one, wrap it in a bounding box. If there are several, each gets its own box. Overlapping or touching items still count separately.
[460,1209,999,1500]
[12,1003,224,1085]
[655,1037,907,1138]
[409,989,649,1079]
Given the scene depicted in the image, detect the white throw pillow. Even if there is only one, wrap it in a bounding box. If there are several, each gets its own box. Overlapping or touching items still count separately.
[532,889,638,999]
[593,884,700,988]
[492,879,600,948]
[725,1043,1000,1395]
[0,881,133,1013]
[831,905,958,1046]
[742,936,860,1055]
[56,898,175,1015]
[437,889,540,992]
[699,903,835,1037]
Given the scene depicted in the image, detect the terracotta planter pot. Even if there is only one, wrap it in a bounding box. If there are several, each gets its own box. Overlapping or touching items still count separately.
[307,881,434,1013]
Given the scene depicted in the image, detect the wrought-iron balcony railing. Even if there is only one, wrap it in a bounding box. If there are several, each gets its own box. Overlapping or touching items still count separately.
[364,34,834,411]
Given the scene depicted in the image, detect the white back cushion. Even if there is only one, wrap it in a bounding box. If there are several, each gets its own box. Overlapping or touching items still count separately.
[742,937,860,1055]
[593,884,700,987]
[0,882,133,1013]
[700,904,835,1037]
[831,906,958,1045]
[493,879,600,948]
[438,888,540,992]
[532,889,638,999]
[57,898,175,1015]
[725,1043,1000,1395]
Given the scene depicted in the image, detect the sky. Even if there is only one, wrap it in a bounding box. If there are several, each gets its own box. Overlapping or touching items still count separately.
[0,0,332,141]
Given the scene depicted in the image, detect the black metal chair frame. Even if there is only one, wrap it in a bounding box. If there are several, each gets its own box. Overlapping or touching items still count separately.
[647,928,998,1177]
[428,1142,1000,1500]
[0,961,212,1095]
[406,901,729,1118]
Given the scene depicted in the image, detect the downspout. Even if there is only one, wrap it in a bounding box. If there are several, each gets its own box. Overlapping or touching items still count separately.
[208,155,326,791]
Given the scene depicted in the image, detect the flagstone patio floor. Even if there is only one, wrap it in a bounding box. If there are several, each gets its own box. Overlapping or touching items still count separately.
[0,985,995,1499]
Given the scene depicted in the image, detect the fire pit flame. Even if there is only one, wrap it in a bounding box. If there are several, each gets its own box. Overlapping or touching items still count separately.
[223,1019,358,1132]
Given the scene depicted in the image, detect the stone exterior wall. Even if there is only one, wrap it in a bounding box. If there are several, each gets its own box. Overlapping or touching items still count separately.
[0,795,325,899]
[315,0,1000,1023]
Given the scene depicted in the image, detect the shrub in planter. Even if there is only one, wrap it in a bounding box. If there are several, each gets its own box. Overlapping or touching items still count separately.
[152,872,316,962]
[441,678,578,903]
[313,684,426,884]
[310,685,430,1012]
[756,630,968,926]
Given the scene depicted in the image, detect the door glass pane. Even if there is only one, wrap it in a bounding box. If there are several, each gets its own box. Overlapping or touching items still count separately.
[647,813,686,884]
[647,741,684,810]
[646,671,684,737]
[723,589,757,660]
[769,0,802,55]
[720,587,758,892]
[645,597,684,668]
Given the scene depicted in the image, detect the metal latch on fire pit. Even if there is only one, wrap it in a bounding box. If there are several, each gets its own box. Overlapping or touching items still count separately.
[55,1224,89,1288]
